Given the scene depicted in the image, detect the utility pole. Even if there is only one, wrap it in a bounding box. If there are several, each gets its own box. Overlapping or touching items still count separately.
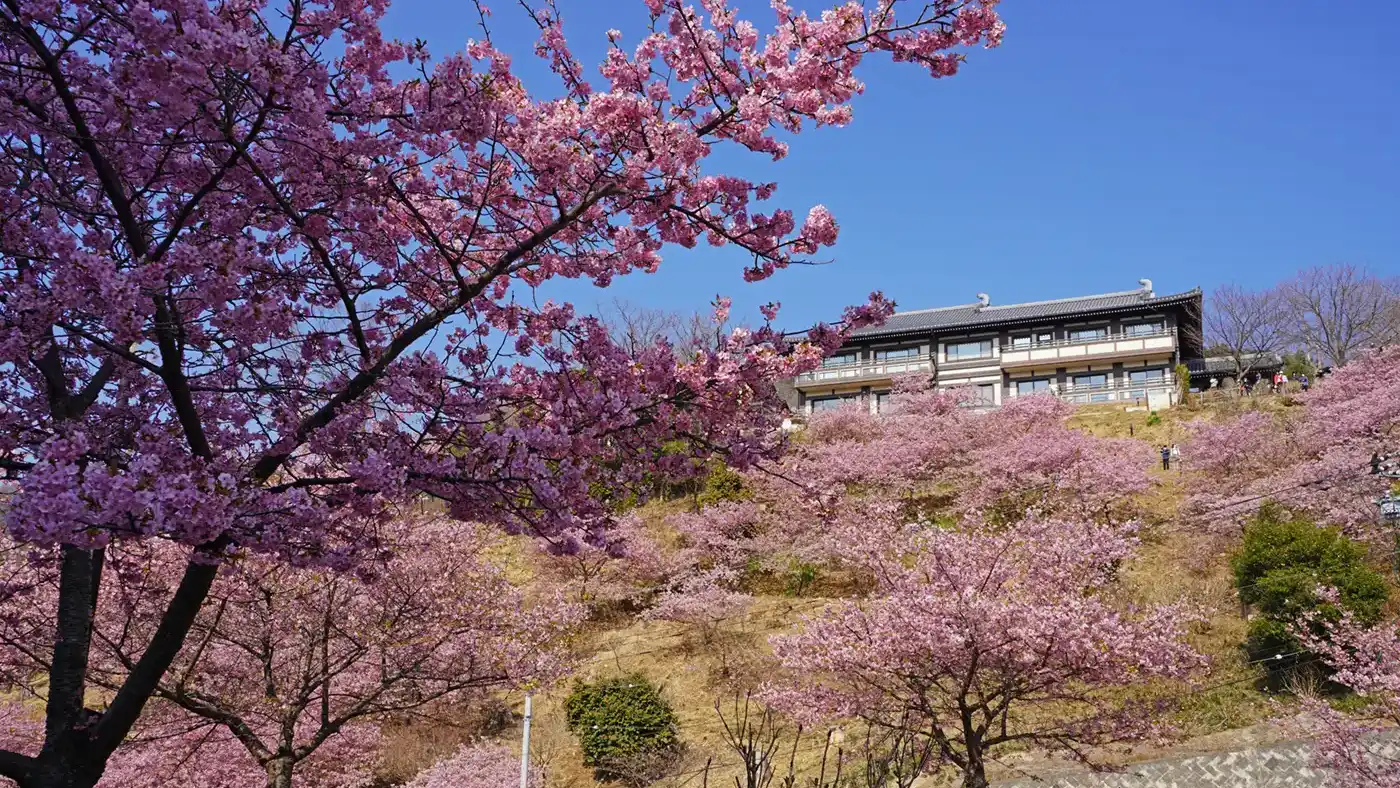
[519,692,534,788]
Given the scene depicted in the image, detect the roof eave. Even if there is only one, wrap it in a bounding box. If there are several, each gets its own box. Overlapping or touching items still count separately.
[848,289,1202,341]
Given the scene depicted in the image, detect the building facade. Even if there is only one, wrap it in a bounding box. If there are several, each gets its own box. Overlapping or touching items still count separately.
[793,280,1204,414]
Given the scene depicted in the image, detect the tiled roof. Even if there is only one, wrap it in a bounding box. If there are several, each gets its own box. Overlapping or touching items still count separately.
[1187,354,1284,376]
[847,287,1202,340]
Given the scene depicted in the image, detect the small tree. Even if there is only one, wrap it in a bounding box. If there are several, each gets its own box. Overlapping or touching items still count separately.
[406,740,541,788]
[714,694,786,788]
[565,675,681,785]
[1176,362,1193,402]
[764,519,1206,788]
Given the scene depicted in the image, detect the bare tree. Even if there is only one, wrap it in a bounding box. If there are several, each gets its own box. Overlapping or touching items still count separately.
[600,298,686,356]
[1280,264,1400,365]
[1205,284,1288,380]
[715,693,787,788]
[599,298,731,359]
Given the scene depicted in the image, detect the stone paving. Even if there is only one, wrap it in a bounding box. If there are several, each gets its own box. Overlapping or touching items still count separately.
[994,738,1363,787]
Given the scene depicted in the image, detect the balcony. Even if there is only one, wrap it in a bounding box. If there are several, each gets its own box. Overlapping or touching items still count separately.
[999,328,1177,369]
[794,355,934,388]
[1006,377,1178,406]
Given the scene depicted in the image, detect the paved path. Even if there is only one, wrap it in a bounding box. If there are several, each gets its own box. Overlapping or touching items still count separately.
[994,738,1382,787]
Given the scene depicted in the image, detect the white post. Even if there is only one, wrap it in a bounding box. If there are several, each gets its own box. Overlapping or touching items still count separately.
[519,692,534,788]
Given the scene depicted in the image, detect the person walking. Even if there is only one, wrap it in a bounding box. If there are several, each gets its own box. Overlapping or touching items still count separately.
[1171,443,1181,465]
[1299,373,1310,392]
[1160,445,1172,471]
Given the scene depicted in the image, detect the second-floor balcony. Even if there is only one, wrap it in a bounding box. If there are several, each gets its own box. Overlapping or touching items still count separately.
[794,355,934,387]
[1006,376,1178,405]
[999,327,1177,369]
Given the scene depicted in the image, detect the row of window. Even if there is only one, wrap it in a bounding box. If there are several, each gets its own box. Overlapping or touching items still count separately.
[823,321,1170,368]
[1013,367,1168,395]
[811,367,1171,412]
[810,383,1001,413]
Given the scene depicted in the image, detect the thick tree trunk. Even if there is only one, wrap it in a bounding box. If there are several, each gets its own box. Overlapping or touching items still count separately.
[0,552,224,788]
[266,757,295,788]
[961,759,989,788]
[26,755,104,788]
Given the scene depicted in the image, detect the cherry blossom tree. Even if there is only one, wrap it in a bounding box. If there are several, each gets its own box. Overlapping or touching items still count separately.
[0,697,273,788]
[404,740,539,788]
[0,0,1007,785]
[0,516,579,788]
[1182,347,1400,534]
[667,383,1151,584]
[763,518,1207,788]
[1289,598,1400,787]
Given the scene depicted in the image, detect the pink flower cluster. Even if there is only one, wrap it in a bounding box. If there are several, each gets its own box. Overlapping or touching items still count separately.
[0,516,580,787]
[761,517,1206,783]
[405,740,539,788]
[1182,347,1400,535]
[1289,598,1400,787]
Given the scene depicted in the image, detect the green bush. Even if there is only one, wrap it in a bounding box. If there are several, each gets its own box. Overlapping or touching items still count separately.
[1146,412,1161,427]
[1232,505,1388,670]
[696,463,747,508]
[565,675,681,784]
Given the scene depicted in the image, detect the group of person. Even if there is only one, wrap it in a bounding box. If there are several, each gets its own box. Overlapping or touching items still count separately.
[1207,370,1313,397]
[1265,370,1310,394]
[1160,443,1180,471]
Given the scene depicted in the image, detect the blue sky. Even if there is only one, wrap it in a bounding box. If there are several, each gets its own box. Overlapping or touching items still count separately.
[381,0,1400,330]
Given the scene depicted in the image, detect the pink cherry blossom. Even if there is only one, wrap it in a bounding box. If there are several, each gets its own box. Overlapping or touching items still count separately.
[0,0,1005,783]
[763,518,1207,788]
[1182,347,1400,536]
[405,740,540,788]
[1289,597,1400,787]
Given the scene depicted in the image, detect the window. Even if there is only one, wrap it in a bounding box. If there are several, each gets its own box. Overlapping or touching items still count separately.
[810,396,856,412]
[1072,373,1108,390]
[1010,335,1031,349]
[875,392,892,413]
[1016,379,1051,395]
[1128,368,1166,385]
[822,352,858,368]
[1124,321,1166,337]
[1067,327,1109,342]
[875,347,920,360]
[1128,368,1166,400]
[975,384,996,405]
[1036,332,1054,344]
[945,339,993,362]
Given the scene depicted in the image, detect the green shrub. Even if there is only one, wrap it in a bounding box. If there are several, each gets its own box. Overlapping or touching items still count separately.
[1232,505,1388,670]
[1146,412,1161,427]
[784,561,819,597]
[696,463,747,508]
[565,675,681,784]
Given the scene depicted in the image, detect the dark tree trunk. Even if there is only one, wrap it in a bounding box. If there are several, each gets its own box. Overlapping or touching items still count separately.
[962,758,989,788]
[0,553,223,788]
[266,757,294,788]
